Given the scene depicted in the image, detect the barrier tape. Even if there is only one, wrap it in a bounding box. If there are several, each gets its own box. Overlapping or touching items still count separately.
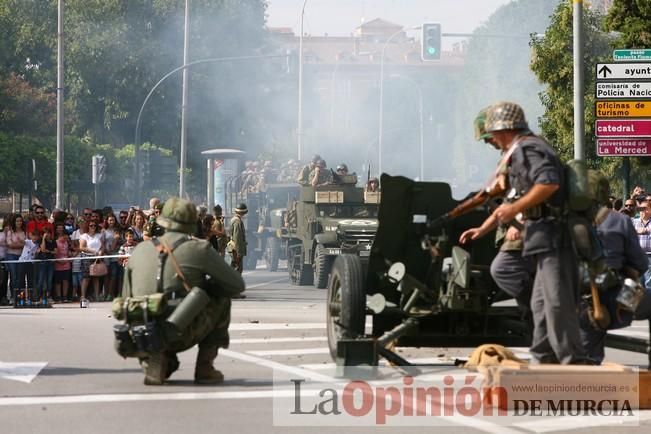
[0,254,129,264]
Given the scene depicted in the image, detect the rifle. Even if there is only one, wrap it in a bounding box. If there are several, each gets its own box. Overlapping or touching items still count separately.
[428,173,508,230]
[428,141,522,231]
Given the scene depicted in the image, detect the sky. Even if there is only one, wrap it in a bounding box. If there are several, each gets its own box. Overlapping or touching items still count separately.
[266,0,515,46]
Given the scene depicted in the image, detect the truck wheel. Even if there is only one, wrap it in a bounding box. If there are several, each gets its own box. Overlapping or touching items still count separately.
[313,244,333,289]
[265,237,280,272]
[298,264,314,286]
[288,244,312,285]
[327,254,365,360]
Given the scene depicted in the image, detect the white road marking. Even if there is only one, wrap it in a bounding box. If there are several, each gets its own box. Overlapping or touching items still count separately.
[229,322,325,331]
[219,349,335,382]
[0,362,48,383]
[247,347,331,356]
[609,330,650,339]
[230,336,327,344]
[245,277,288,289]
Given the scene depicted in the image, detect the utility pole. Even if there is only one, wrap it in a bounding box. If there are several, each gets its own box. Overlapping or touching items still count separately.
[297,0,308,161]
[56,0,65,210]
[179,0,190,198]
[573,0,585,160]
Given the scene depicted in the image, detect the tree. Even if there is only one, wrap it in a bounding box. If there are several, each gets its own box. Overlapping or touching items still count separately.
[530,1,611,164]
[451,0,559,190]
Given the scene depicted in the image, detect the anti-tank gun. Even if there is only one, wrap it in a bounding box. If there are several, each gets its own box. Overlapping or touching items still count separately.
[326,174,531,371]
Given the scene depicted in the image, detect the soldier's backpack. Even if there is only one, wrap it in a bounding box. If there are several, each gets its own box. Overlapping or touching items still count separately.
[563,159,608,264]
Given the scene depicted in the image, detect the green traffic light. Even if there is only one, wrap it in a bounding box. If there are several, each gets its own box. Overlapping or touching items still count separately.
[428,47,437,55]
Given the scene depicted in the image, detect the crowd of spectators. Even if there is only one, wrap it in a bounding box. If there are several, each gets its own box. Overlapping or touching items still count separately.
[0,202,160,306]
[609,186,651,288]
[0,199,233,307]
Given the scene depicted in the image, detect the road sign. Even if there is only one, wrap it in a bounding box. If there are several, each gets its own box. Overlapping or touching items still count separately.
[614,49,651,62]
[595,119,651,137]
[595,101,651,118]
[597,139,651,156]
[595,63,651,80]
[596,82,651,99]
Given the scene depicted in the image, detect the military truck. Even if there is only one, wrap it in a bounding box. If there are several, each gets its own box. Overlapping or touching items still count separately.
[326,174,533,367]
[240,183,300,271]
[284,179,379,288]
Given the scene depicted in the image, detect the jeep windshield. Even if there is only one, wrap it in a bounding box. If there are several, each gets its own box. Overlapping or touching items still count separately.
[316,204,378,218]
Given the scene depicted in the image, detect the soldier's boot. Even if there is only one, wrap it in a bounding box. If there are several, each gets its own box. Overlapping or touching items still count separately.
[166,353,180,379]
[143,352,169,386]
[194,347,224,385]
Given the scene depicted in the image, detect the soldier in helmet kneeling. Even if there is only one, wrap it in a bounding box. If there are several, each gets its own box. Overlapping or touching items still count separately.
[118,197,245,385]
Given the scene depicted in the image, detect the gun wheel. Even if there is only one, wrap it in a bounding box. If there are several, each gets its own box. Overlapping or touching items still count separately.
[327,254,366,360]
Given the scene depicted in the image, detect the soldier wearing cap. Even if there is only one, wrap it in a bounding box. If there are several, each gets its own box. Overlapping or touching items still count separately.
[297,154,321,185]
[143,202,166,240]
[461,101,588,364]
[121,197,245,385]
[229,204,248,275]
[310,159,332,187]
[461,108,534,320]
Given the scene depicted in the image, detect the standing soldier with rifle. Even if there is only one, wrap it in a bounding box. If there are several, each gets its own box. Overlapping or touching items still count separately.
[229,204,248,276]
[460,108,534,320]
[474,102,588,364]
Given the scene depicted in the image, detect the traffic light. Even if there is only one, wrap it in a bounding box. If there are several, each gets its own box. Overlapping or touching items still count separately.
[422,23,441,61]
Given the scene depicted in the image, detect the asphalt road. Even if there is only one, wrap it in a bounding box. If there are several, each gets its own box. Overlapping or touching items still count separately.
[1,265,650,434]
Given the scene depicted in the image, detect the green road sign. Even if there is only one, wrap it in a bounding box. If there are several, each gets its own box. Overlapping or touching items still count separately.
[614,49,651,61]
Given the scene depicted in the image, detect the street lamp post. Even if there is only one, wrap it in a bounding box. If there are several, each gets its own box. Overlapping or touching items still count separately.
[378,26,419,176]
[55,0,64,210]
[297,0,308,162]
[179,0,190,198]
[389,74,424,180]
[133,54,287,206]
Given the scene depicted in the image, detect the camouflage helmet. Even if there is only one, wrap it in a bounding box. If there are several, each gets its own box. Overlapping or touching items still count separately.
[473,107,493,141]
[156,197,197,234]
[485,101,529,133]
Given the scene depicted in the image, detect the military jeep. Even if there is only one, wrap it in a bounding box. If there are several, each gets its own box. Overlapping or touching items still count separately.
[326,174,532,366]
[284,181,379,288]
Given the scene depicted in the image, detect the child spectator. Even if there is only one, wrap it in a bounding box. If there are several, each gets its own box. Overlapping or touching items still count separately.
[35,228,56,304]
[54,223,72,302]
[19,229,40,303]
[118,229,137,268]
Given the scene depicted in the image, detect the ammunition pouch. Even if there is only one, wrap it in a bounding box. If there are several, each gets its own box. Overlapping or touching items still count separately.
[111,293,168,322]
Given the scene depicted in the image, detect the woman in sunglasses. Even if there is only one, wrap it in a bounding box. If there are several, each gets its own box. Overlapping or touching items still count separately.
[79,221,105,305]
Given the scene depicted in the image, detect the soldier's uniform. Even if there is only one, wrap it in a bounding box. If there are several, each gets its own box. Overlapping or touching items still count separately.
[297,154,321,185]
[230,204,248,274]
[486,102,588,364]
[122,197,245,385]
[473,107,535,316]
[578,177,651,363]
